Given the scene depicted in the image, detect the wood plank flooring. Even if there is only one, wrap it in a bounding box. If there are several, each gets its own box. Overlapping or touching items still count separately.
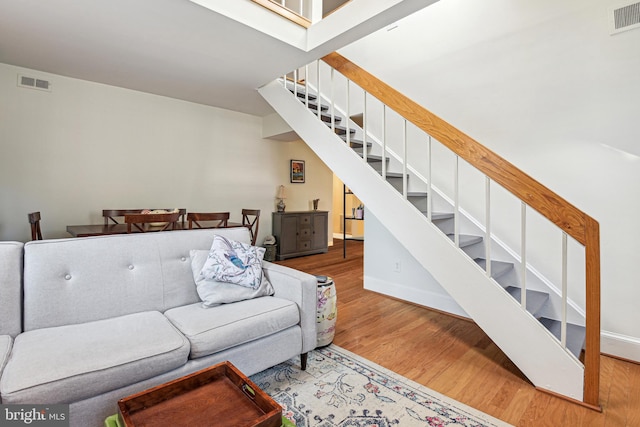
[276,239,640,426]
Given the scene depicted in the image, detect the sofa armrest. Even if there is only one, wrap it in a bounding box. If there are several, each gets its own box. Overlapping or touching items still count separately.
[0,242,23,337]
[262,261,317,354]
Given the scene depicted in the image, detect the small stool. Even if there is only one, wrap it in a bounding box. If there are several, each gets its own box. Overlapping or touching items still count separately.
[264,244,277,262]
[315,276,337,347]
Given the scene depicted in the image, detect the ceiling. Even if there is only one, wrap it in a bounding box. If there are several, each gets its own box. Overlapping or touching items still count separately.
[0,0,435,117]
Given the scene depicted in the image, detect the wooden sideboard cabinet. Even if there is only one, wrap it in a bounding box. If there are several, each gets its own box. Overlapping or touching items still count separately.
[272,211,328,260]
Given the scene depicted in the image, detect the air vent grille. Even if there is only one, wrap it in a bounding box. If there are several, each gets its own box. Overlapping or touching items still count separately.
[609,1,640,34]
[17,74,51,91]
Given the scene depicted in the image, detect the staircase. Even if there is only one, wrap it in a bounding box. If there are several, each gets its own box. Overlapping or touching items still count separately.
[259,54,600,407]
[289,84,588,360]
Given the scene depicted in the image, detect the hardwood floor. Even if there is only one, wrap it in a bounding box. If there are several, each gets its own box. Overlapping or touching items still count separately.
[276,239,640,426]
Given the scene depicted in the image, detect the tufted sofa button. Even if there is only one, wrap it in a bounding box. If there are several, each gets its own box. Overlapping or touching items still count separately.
[181,256,187,262]
[128,265,134,270]
[64,274,72,280]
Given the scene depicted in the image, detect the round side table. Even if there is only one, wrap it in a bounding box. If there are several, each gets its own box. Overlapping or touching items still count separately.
[316,277,337,347]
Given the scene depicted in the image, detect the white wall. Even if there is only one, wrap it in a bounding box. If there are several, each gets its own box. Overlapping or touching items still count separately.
[0,63,333,245]
[364,212,467,317]
[341,0,640,360]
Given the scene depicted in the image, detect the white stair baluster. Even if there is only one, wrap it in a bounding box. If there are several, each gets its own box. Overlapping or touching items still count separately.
[562,232,568,348]
[293,68,298,99]
[454,156,459,248]
[485,177,491,277]
[330,68,335,133]
[427,135,432,223]
[346,78,350,146]
[304,64,309,108]
[362,93,367,163]
[382,105,387,180]
[316,61,321,120]
[521,202,527,309]
[402,120,407,199]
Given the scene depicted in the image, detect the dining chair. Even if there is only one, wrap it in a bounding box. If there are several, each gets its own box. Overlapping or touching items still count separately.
[124,212,181,233]
[103,209,187,226]
[27,212,43,240]
[241,209,260,246]
[187,212,230,229]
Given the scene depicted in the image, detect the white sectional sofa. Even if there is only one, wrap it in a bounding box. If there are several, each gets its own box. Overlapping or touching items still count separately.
[0,228,317,427]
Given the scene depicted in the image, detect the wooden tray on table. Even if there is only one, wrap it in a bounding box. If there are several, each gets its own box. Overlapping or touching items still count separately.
[117,361,282,427]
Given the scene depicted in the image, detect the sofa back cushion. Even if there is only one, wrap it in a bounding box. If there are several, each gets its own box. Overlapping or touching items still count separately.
[22,228,251,331]
[0,242,24,337]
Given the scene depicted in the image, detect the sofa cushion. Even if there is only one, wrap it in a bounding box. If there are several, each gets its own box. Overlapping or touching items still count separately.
[0,311,189,404]
[190,250,274,306]
[164,297,299,359]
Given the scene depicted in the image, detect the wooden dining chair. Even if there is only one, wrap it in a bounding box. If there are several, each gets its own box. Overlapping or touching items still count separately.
[27,212,43,240]
[104,209,187,226]
[241,209,260,246]
[124,212,181,233]
[187,212,230,229]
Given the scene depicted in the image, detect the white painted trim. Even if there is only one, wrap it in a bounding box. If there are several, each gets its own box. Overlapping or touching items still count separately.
[365,276,468,318]
[602,330,640,363]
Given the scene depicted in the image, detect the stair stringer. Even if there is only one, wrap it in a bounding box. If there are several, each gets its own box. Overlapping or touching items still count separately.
[259,79,585,401]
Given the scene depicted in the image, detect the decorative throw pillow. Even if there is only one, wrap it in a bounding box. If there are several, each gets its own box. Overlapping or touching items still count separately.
[189,237,274,307]
[201,235,265,289]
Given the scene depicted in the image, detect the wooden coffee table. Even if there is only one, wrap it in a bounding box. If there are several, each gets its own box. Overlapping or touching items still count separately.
[116,361,282,427]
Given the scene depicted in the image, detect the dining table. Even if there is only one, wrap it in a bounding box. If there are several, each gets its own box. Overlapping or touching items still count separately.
[66,222,244,238]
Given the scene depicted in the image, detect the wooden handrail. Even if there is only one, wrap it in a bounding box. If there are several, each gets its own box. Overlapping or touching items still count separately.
[252,0,311,28]
[322,52,600,407]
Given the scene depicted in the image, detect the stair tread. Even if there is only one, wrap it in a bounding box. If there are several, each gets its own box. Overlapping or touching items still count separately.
[474,258,514,279]
[341,136,373,148]
[326,122,356,134]
[318,113,342,124]
[357,154,388,162]
[540,317,586,358]
[505,286,550,316]
[385,172,405,178]
[303,99,329,111]
[427,211,454,220]
[408,192,428,198]
[447,233,483,248]
[291,89,317,101]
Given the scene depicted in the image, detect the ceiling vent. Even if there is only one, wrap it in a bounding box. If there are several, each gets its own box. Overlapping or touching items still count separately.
[609,1,640,34]
[17,74,51,92]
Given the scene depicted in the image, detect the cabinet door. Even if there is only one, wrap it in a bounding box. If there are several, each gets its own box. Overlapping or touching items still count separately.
[311,213,328,250]
[279,215,299,255]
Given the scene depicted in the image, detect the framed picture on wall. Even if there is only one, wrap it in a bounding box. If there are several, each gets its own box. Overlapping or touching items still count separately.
[290,159,305,183]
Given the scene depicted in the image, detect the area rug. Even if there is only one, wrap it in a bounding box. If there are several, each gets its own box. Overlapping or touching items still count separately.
[250,345,512,427]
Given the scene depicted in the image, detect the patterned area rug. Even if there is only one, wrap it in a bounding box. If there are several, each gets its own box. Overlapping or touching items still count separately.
[250,345,513,427]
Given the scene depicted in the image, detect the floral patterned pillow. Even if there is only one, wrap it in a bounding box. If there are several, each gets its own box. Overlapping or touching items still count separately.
[190,249,273,307]
[198,235,266,289]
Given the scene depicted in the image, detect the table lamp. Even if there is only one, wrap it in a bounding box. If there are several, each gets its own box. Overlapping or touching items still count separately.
[276,185,286,212]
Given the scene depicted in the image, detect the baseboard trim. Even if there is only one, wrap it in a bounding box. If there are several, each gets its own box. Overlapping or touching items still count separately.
[364,276,468,319]
[601,330,640,364]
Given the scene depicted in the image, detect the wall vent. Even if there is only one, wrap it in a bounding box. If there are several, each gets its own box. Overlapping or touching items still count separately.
[609,1,640,34]
[17,74,51,92]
